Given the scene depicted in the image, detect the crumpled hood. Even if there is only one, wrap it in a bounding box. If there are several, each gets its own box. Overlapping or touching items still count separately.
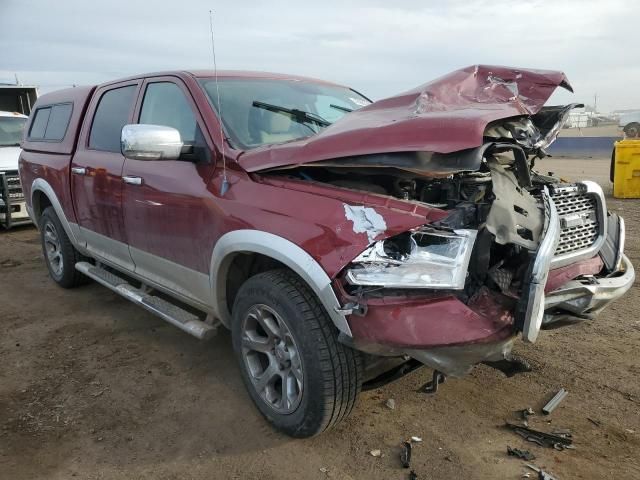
[0,146,21,171]
[239,65,572,172]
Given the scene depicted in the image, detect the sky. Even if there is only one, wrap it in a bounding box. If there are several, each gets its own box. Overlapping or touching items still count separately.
[0,0,637,112]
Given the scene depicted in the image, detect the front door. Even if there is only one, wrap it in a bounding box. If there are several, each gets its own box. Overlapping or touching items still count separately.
[71,82,140,270]
[121,78,217,304]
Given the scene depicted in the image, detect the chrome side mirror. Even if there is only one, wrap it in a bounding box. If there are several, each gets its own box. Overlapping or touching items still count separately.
[121,124,183,161]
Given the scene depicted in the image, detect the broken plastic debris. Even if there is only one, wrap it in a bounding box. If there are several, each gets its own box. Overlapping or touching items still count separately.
[507,445,535,461]
[411,436,422,443]
[319,467,328,473]
[370,449,381,457]
[385,398,396,410]
[525,463,558,480]
[506,422,573,450]
[400,441,412,468]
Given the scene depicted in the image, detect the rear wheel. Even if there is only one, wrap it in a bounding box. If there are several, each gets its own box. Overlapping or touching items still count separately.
[39,206,88,288]
[231,269,362,438]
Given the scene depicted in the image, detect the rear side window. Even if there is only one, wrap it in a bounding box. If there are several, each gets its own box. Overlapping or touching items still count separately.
[28,103,73,141]
[30,108,51,138]
[89,85,136,152]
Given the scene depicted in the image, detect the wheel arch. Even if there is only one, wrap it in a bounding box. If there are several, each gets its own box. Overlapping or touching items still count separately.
[30,178,81,247]
[210,230,352,336]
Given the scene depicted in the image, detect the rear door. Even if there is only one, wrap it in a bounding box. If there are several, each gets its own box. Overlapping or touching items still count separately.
[71,81,140,270]
[121,77,217,304]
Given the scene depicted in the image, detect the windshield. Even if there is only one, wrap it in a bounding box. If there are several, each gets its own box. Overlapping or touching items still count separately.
[0,116,27,147]
[200,78,371,149]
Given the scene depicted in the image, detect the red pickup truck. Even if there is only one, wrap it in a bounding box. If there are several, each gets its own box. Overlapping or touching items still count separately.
[19,65,634,437]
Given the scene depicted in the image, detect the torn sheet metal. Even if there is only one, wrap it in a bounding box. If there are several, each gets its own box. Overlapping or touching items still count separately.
[343,204,387,243]
[239,65,573,172]
[485,159,543,250]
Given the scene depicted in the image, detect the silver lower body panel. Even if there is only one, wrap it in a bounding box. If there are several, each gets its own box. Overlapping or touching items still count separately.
[543,254,635,325]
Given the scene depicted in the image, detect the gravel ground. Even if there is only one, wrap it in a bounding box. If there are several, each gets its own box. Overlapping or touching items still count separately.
[1,157,639,479]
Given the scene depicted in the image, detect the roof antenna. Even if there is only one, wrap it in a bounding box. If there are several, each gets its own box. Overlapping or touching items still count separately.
[209,10,229,196]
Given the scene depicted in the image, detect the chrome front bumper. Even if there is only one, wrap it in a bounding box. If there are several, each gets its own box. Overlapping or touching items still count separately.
[521,184,634,342]
[544,254,635,320]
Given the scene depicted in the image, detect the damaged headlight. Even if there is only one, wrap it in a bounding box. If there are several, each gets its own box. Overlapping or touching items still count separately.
[346,227,477,289]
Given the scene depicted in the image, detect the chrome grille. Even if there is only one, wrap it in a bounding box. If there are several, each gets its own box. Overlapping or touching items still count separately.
[550,186,600,256]
[0,171,24,202]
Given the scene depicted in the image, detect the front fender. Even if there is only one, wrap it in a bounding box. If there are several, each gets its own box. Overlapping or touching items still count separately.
[210,229,352,336]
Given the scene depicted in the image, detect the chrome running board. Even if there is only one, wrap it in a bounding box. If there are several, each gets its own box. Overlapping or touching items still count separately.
[75,261,218,340]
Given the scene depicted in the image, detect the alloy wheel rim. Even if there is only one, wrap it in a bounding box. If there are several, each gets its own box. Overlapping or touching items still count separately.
[43,221,63,277]
[240,304,304,414]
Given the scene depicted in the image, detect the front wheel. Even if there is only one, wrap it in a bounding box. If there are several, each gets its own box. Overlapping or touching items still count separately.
[231,269,362,438]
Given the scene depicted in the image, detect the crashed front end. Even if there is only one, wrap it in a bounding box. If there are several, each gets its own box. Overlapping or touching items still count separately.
[248,65,634,378]
[329,144,633,377]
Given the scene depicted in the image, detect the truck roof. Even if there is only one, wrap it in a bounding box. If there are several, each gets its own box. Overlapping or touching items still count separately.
[93,70,346,89]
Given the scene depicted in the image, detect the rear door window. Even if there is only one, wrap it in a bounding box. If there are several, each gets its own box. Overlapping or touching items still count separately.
[89,85,137,152]
[28,103,73,141]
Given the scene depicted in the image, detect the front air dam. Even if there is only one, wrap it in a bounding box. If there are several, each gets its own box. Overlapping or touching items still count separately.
[343,287,517,376]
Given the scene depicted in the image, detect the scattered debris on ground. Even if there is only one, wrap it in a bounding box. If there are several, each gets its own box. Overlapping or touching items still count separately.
[522,407,536,426]
[587,417,601,427]
[506,422,573,450]
[370,449,381,457]
[525,463,559,480]
[385,398,396,410]
[507,446,535,461]
[542,389,568,415]
[400,441,412,468]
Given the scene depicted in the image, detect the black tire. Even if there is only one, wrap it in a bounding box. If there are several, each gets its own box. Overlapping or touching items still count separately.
[231,269,362,438]
[610,147,616,183]
[39,206,89,288]
[623,122,640,138]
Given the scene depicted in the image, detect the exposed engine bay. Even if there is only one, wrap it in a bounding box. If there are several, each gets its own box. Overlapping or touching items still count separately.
[265,114,577,316]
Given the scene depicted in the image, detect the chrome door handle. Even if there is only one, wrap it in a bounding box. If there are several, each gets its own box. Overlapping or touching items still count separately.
[71,166,86,175]
[122,175,143,186]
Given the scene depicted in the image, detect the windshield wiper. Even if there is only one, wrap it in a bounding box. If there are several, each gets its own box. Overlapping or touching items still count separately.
[0,143,21,147]
[330,104,353,113]
[252,101,331,127]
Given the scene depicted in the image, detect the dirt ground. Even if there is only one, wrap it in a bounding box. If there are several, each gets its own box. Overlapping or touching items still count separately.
[1,158,639,480]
